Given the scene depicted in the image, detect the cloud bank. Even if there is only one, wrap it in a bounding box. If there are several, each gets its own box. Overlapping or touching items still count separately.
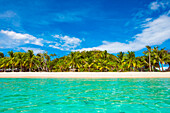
[0,30,83,51]
[0,30,44,48]
[75,15,170,53]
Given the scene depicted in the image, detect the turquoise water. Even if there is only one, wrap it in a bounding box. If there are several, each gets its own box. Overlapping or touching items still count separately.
[0,78,169,113]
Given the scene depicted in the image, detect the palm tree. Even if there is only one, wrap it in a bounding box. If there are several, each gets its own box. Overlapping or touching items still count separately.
[125,51,136,71]
[46,53,57,72]
[0,52,4,58]
[135,56,144,72]
[24,50,36,72]
[157,48,168,71]
[152,46,161,71]
[14,52,26,72]
[0,52,4,71]
[152,47,169,71]
[0,57,9,72]
[55,56,69,72]
[116,52,125,71]
[84,56,94,72]
[7,51,15,72]
[146,46,152,72]
[69,52,81,71]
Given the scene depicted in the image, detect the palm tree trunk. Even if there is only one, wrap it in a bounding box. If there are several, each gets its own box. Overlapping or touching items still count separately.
[161,63,164,72]
[20,65,22,72]
[153,66,155,72]
[29,68,31,72]
[116,66,118,72]
[134,67,136,72]
[149,52,151,72]
[37,68,40,72]
[4,67,6,72]
[12,64,14,72]
[88,67,90,72]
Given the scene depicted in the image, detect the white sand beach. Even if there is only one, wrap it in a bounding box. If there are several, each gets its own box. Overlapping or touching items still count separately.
[0,72,170,78]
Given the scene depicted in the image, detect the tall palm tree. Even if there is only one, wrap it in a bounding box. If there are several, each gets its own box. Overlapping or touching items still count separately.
[25,50,36,72]
[146,46,152,72]
[7,51,15,72]
[152,46,161,71]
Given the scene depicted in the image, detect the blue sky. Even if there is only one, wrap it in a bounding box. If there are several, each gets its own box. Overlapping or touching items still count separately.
[0,0,170,57]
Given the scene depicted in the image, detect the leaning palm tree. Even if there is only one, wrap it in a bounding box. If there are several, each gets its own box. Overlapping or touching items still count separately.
[157,48,168,71]
[0,57,9,72]
[0,52,4,70]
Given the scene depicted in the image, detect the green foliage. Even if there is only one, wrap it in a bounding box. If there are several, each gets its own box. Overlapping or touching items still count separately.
[0,46,169,72]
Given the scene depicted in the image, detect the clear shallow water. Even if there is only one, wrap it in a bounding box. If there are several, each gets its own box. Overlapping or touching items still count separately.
[0,78,169,113]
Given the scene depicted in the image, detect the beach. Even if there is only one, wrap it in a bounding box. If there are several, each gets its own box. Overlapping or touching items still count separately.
[0,72,170,78]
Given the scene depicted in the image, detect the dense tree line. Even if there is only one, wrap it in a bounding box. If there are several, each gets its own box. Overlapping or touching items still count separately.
[0,46,169,72]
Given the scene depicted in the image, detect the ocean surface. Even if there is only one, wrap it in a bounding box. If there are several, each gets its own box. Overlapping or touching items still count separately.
[0,78,169,113]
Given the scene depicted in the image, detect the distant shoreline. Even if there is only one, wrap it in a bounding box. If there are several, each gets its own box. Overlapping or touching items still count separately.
[0,72,170,78]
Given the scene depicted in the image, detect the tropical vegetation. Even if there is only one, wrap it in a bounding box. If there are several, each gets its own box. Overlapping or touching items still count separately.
[0,46,169,72]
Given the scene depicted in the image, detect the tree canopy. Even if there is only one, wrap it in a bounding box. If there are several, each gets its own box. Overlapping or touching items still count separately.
[0,46,169,72]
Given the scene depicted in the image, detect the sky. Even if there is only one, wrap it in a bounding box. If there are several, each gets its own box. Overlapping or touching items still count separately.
[0,0,170,57]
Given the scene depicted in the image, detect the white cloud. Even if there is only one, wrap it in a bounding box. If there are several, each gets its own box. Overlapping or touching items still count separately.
[19,47,45,54]
[149,1,170,10]
[0,11,16,18]
[150,2,160,10]
[75,15,170,53]
[0,30,82,51]
[0,30,44,48]
[49,35,82,51]
[145,18,152,22]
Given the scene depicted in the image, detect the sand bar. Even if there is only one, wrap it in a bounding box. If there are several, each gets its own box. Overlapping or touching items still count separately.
[0,72,170,78]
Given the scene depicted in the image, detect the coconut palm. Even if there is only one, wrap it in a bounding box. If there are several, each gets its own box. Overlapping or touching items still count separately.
[156,48,168,71]
[46,53,57,72]
[152,47,161,71]
[0,57,9,72]
[0,52,4,58]
[7,51,15,72]
[116,52,126,71]
[14,52,26,72]
[68,52,81,71]
[125,51,136,71]
[146,46,152,72]
[24,50,36,72]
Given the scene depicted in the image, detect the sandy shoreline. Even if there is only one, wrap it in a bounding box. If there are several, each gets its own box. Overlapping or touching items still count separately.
[0,72,170,78]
